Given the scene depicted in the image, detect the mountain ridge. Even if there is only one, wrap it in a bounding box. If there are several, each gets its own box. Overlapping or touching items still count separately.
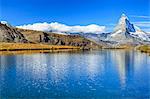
[0,14,149,49]
[0,23,102,49]
[76,14,150,47]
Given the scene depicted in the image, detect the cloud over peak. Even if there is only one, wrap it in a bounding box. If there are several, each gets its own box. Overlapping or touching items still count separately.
[16,22,106,34]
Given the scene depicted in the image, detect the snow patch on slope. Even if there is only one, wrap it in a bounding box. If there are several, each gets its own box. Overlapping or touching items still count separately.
[0,21,12,27]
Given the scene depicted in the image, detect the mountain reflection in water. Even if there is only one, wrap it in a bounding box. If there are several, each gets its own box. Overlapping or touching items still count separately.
[0,50,150,98]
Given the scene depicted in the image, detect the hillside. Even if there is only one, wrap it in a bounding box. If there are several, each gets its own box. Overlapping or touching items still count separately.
[0,22,102,50]
[0,43,80,55]
[0,23,27,43]
[137,45,150,55]
[16,28,101,49]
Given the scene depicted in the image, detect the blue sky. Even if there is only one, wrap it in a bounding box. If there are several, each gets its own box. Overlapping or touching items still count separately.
[0,0,150,32]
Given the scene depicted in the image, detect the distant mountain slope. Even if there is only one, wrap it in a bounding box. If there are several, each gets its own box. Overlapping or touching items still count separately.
[16,28,102,49]
[0,22,27,43]
[0,22,102,49]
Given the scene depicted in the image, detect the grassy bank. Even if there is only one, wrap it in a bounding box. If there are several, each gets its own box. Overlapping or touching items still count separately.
[137,45,150,55]
[0,43,80,55]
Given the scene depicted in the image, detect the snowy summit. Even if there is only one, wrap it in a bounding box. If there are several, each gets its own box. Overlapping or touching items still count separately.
[108,14,150,43]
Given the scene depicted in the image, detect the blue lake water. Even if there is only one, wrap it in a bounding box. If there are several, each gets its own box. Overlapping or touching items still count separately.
[0,50,150,99]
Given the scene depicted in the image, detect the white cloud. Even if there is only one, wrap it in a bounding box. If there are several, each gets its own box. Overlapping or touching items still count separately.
[16,22,106,34]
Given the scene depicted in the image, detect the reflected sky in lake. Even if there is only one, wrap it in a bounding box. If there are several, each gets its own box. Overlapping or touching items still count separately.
[0,50,150,98]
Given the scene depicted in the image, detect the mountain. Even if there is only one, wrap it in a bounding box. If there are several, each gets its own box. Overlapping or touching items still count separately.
[1,14,149,49]
[0,22,28,43]
[108,14,150,44]
[0,22,102,49]
[76,14,150,47]
[15,28,102,49]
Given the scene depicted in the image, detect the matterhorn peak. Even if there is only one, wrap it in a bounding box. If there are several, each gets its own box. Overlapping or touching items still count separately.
[114,14,135,32]
[108,14,150,43]
[120,13,129,23]
[121,13,128,19]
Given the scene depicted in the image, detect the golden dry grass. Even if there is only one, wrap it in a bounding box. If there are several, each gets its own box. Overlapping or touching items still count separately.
[0,43,80,55]
[137,45,150,55]
[0,43,80,50]
[0,49,81,55]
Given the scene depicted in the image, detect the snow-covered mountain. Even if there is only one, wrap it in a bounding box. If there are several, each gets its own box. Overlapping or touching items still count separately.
[108,14,150,44]
[78,14,150,46]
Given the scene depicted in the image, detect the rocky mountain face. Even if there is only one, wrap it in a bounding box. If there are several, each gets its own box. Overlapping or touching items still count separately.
[0,22,28,43]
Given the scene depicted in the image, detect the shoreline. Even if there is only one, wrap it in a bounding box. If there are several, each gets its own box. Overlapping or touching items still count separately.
[0,49,81,55]
[1,43,150,55]
[136,45,150,55]
[0,43,81,55]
